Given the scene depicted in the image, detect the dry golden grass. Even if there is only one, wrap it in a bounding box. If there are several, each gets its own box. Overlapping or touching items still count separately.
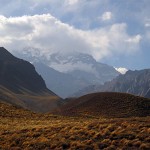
[0,102,150,150]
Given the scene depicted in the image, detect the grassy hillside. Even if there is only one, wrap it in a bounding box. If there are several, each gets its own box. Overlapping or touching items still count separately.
[0,86,62,113]
[0,102,150,149]
[57,92,150,118]
[0,86,24,106]
[17,94,63,113]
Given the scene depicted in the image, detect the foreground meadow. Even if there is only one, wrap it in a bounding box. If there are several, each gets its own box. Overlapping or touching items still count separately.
[0,103,150,150]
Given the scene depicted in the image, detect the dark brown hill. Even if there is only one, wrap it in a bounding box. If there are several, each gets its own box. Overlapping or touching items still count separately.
[56,92,150,118]
[0,47,62,112]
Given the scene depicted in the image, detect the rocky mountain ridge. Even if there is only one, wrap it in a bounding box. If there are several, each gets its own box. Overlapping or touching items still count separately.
[73,69,150,98]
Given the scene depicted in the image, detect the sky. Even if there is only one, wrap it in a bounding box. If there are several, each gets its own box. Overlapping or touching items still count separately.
[0,0,150,70]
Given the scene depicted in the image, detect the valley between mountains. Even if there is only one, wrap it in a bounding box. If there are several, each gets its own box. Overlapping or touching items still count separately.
[0,47,150,150]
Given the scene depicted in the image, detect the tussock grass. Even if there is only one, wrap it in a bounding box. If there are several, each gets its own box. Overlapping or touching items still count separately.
[0,102,150,150]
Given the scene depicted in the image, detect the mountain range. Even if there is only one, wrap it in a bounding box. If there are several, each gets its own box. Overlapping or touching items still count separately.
[74,69,150,98]
[13,48,119,98]
[1,47,150,117]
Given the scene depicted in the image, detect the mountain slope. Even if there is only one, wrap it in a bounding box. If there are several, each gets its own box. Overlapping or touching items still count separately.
[0,47,62,112]
[74,69,150,98]
[56,92,150,118]
[0,47,52,94]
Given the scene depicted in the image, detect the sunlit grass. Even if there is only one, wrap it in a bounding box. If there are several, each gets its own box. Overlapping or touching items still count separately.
[1,102,150,149]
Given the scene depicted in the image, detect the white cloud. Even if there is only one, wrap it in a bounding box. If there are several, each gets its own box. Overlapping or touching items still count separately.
[126,35,142,44]
[115,67,128,74]
[144,18,150,27]
[66,0,79,5]
[51,61,97,74]
[0,14,142,61]
[145,23,150,27]
[101,11,112,21]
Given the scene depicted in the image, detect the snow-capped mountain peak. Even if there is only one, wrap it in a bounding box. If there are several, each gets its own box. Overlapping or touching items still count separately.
[48,52,99,73]
[49,52,96,64]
